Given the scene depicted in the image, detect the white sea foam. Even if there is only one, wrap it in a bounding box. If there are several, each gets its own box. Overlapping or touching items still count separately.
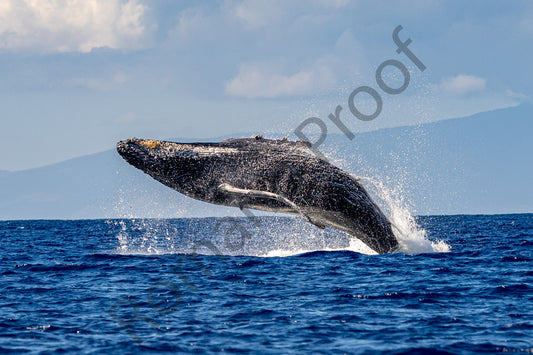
[360,177,450,254]
[262,229,377,257]
[262,240,376,258]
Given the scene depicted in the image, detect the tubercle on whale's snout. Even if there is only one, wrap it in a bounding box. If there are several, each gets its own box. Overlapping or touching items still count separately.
[116,138,149,155]
[116,137,136,149]
[116,138,152,167]
[116,140,129,157]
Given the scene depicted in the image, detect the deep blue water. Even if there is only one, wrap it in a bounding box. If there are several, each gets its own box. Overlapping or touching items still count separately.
[0,214,531,354]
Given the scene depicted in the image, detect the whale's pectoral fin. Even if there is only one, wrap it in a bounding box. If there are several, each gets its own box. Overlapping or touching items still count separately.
[217,183,314,225]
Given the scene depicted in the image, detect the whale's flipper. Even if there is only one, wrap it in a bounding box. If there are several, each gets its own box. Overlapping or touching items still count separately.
[217,183,322,227]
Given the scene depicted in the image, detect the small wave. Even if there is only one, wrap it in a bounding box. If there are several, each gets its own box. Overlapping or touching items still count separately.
[263,248,317,257]
[262,237,377,257]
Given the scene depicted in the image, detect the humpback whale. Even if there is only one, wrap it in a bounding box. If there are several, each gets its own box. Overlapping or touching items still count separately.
[116,136,399,254]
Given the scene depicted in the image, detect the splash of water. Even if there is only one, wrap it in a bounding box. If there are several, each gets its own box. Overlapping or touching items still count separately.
[110,168,449,256]
[107,187,182,255]
[360,177,450,254]
[108,219,179,255]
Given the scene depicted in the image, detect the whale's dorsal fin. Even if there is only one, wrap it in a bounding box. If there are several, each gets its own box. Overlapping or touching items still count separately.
[217,183,321,227]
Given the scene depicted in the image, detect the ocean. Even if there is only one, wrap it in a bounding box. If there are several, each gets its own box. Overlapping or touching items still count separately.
[0,214,531,354]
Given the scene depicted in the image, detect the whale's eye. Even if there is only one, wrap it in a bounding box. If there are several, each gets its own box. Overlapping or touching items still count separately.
[140,140,161,149]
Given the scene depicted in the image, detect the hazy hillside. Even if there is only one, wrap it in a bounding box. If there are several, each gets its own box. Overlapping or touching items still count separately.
[1,105,531,219]
[326,104,532,214]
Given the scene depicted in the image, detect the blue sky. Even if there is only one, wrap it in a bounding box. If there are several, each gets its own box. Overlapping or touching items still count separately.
[0,0,530,171]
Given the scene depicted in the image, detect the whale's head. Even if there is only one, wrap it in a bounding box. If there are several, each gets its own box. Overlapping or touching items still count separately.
[117,137,243,197]
[116,136,312,200]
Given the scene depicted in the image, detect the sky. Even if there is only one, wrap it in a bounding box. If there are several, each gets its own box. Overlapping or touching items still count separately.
[0,0,531,171]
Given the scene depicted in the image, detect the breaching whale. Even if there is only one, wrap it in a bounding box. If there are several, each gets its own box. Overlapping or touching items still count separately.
[116,136,399,254]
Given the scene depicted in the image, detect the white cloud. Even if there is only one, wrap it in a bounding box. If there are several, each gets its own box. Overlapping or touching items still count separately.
[233,0,285,29]
[72,71,128,91]
[225,60,336,98]
[440,74,487,95]
[0,0,149,53]
[505,88,528,100]
[172,7,207,39]
[232,0,350,29]
[519,3,533,37]
[317,0,349,8]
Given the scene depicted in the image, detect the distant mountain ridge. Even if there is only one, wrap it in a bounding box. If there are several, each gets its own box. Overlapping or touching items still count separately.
[1,104,531,219]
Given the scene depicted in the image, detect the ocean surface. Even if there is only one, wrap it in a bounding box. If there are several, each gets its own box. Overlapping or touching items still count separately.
[0,214,532,354]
